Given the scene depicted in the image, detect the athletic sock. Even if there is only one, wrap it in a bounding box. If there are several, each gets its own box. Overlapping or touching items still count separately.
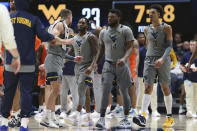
[141,94,151,114]
[45,109,52,120]
[164,94,172,115]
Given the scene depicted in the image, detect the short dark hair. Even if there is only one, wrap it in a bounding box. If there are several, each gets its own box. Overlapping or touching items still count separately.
[79,17,91,30]
[149,4,163,16]
[60,9,72,19]
[137,33,145,38]
[109,9,122,17]
[81,17,90,26]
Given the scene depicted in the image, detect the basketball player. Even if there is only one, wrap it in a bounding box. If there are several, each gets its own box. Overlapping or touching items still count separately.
[94,9,135,129]
[133,4,175,128]
[107,39,139,118]
[66,18,98,126]
[41,9,82,128]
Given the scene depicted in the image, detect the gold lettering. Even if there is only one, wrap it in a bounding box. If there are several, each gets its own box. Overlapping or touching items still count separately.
[16,17,31,27]
[11,17,16,24]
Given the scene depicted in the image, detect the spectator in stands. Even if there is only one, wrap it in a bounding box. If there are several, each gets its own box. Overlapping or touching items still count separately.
[182,41,190,53]
[180,40,197,118]
[173,33,183,53]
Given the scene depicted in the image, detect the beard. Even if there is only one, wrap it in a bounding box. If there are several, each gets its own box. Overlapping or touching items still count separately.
[108,21,118,27]
[77,28,86,32]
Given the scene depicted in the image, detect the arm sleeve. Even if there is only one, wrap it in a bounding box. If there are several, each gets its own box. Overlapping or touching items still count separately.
[170,48,177,68]
[35,17,54,42]
[0,5,17,50]
[124,27,135,42]
[162,40,173,60]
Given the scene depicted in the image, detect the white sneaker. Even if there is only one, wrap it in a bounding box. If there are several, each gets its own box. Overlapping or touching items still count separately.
[59,119,70,127]
[117,118,131,129]
[40,111,59,128]
[138,110,149,119]
[35,111,45,121]
[69,111,78,118]
[81,113,88,120]
[106,106,124,118]
[40,114,49,127]
[91,111,100,118]
[106,112,113,119]
[152,111,161,117]
[106,110,118,119]
[51,112,59,125]
[192,113,197,118]
[59,112,67,119]
[186,111,193,118]
[81,108,86,115]
[129,108,137,117]
[112,106,120,114]
[179,108,186,114]
[48,120,59,128]
[52,118,59,126]
[64,117,76,126]
[96,117,105,129]
[80,118,93,127]
[64,117,79,126]
[66,111,80,126]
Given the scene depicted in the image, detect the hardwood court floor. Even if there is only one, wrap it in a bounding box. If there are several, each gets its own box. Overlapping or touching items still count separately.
[3,114,196,131]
